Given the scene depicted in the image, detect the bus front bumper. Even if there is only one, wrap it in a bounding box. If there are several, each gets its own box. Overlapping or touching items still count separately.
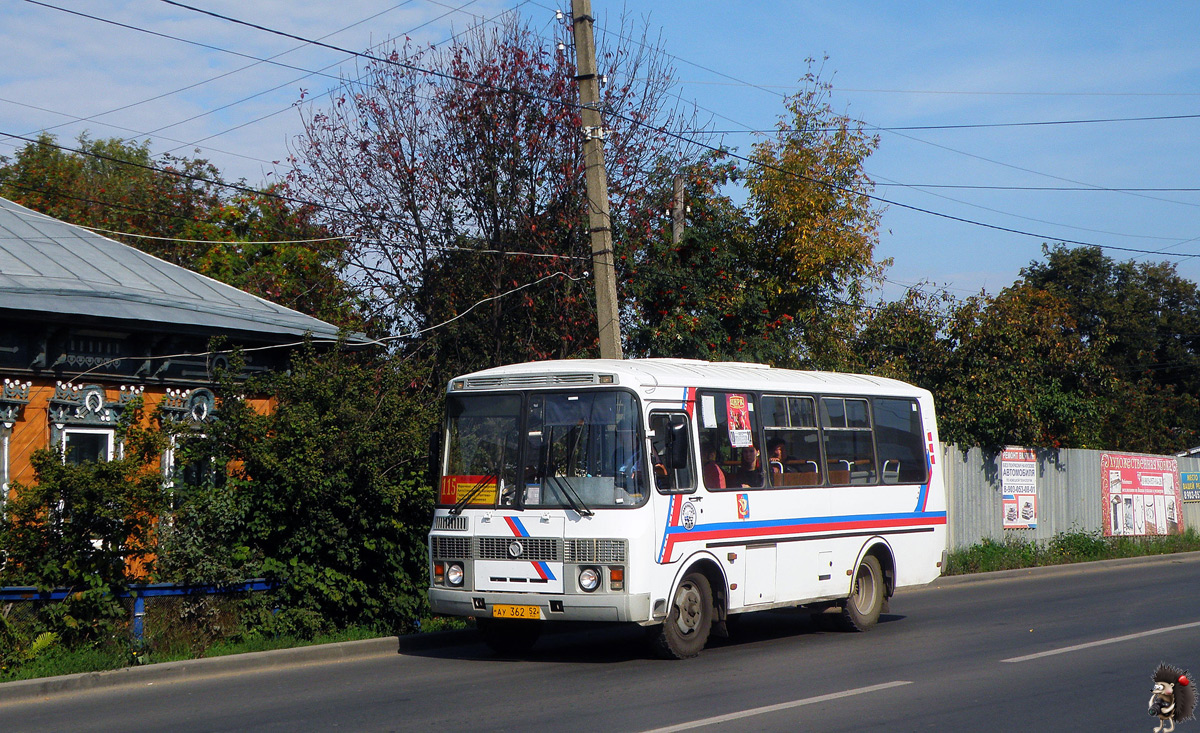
[429,588,652,624]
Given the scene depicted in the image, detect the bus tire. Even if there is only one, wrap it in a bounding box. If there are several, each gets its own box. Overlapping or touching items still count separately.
[839,555,884,632]
[651,572,714,659]
[477,618,542,656]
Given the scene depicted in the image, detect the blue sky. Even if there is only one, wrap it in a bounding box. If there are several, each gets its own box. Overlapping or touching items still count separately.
[3,0,1199,300]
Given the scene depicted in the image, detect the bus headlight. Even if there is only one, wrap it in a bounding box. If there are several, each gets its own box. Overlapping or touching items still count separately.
[446,562,464,587]
[579,567,601,592]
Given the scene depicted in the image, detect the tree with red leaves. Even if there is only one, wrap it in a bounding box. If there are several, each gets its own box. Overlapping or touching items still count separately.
[288,11,706,381]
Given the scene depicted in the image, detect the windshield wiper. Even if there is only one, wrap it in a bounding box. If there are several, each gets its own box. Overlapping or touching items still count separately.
[547,476,594,517]
[449,474,496,516]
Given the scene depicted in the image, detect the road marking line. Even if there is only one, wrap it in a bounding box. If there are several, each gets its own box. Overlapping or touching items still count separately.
[639,680,912,733]
[1002,620,1200,663]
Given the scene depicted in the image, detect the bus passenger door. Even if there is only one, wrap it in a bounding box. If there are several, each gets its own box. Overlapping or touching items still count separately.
[649,411,695,565]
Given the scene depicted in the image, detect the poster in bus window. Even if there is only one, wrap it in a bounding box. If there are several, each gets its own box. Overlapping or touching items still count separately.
[1100,452,1184,536]
[1001,446,1037,529]
[726,394,753,448]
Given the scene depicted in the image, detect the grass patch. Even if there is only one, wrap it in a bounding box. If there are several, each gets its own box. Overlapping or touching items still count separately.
[0,615,469,682]
[945,528,1200,575]
[1,643,130,683]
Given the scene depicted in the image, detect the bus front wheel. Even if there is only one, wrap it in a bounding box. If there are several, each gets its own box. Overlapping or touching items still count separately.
[477,617,542,656]
[651,572,714,659]
[839,555,884,632]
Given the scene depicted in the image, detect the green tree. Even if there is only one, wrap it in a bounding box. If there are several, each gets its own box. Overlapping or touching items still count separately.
[166,346,437,635]
[856,285,1111,449]
[1021,244,1200,394]
[1019,245,1200,450]
[621,66,885,367]
[620,155,761,359]
[0,402,166,645]
[744,64,885,369]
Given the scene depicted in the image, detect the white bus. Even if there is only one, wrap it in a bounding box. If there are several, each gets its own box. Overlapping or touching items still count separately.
[428,359,947,658]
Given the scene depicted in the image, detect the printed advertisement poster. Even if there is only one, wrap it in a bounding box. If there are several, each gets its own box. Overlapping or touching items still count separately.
[1183,472,1200,503]
[1101,453,1184,536]
[726,394,753,448]
[1001,446,1038,529]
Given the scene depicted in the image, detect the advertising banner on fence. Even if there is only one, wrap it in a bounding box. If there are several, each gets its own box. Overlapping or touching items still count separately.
[1101,452,1183,536]
[1183,472,1200,503]
[1001,446,1038,529]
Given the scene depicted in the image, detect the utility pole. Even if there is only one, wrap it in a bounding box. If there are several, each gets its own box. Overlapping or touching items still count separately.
[671,174,685,245]
[570,0,622,360]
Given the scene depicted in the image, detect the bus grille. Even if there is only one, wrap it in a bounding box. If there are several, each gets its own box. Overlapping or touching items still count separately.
[477,537,560,561]
[430,536,471,559]
[564,539,627,563]
[431,515,469,531]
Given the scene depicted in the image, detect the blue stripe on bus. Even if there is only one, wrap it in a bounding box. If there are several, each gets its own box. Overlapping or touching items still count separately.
[661,509,947,538]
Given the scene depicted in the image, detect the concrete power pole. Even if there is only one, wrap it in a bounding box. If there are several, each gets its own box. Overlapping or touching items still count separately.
[571,0,623,360]
[671,174,685,245]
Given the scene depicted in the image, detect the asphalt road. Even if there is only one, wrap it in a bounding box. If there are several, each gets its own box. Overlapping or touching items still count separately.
[5,554,1200,732]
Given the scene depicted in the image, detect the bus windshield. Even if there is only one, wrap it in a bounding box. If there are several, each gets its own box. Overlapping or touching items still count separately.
[442,390,646,510]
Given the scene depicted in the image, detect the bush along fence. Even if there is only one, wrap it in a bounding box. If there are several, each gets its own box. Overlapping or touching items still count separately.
[1,579,275,660]
[942,444,1200,550]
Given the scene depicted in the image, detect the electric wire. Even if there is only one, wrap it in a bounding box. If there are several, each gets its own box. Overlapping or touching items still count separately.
[15,1,1200,264]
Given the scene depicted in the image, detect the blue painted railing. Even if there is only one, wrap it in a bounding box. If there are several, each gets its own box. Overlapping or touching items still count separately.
[0,579,275,642]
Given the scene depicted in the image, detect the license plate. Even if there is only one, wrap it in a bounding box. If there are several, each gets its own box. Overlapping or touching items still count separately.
[492,604,541,620]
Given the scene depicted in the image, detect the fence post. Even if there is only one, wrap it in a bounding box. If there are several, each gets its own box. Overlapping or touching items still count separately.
[132,593,145,644]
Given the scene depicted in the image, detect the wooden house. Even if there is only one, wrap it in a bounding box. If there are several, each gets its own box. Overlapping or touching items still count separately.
[0,195,358,496]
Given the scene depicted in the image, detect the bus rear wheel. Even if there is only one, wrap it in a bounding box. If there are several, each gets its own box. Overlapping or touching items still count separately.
[477,617,542,656]
[651,572,714,659]
[839,555,884,632]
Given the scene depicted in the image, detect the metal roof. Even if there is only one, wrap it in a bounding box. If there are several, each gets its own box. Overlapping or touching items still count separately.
[0,196,352,341]
[452,358,929,398]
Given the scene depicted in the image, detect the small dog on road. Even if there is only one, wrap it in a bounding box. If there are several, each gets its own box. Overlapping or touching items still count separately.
[1150,663,1196,732]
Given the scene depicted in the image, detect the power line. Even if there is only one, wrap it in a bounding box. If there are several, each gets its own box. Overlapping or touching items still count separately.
[701,111,1200,134]
[20,1,1200,264]
[0,157,590,263]
[549,5,1200,215]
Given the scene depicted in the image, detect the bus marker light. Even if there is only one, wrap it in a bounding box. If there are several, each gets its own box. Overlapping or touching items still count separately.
[434,562,445,584]
[609,567,624,590]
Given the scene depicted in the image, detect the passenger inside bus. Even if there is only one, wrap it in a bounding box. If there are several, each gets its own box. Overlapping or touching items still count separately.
[702,443,726,489]
[732,445,763,488]
[767,438,788,479]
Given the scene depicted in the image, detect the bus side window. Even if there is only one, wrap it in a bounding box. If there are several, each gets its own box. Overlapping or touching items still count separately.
[873,397,929,484]
[762,394,824,487]
[650,412,695,493]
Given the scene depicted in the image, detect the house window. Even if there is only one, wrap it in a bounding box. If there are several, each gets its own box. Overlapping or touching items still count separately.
[62,428,115,465]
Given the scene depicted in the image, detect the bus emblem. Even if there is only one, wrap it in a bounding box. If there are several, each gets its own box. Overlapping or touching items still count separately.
[681,502,697,531]
[737,493,750,520]
[508,540,524,558]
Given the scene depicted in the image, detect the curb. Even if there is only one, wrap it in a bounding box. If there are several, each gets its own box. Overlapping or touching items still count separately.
[905,548,1200,591]
[0,630,478,706]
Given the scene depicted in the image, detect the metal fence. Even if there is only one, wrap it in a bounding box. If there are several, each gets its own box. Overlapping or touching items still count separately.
[0,580,273,648]
[942,444,1200,550]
